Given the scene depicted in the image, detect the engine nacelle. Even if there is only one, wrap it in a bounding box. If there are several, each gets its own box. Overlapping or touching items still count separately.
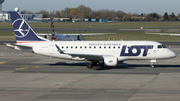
[44,35,50,40]
[104,57,118,66]
[77,35,85,41]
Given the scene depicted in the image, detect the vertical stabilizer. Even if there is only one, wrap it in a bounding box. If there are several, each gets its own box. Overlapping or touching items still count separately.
[10,12,47,43]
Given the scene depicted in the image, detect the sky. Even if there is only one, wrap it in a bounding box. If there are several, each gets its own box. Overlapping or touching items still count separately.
[2,0,180,15]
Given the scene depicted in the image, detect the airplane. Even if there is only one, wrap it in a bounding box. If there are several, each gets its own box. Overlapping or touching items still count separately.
[37,17,116,41]
[6,12,177,68]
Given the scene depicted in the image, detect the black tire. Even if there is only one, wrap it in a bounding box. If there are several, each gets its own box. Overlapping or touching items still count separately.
[150,64,155,68]
[92,62,97,66]
[87,63,93,68]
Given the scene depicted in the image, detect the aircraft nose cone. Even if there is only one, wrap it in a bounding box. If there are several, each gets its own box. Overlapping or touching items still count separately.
[169,51,177,58]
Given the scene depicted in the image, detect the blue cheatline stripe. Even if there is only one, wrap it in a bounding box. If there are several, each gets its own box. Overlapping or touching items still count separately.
[55,44,65,54]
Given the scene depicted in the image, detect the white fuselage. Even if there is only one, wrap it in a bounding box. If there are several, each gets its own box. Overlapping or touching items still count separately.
[29,41,176,61]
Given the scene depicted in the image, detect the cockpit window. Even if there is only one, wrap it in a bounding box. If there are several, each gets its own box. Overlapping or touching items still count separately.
[158,45,167,49]
[162,45,167,48]
[158,45,162,48]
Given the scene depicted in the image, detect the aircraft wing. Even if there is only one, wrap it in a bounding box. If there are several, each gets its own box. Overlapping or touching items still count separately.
[168,34,180,36]
[145,32,180,36]
[37,33,51,36]
[36,33,116,36]
[68,53,118,62]
[67,33,116,36]
[69,53,104,61]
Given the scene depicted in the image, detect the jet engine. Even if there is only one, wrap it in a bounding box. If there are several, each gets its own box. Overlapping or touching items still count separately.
[104,57,118,66]
[44,35,50,40]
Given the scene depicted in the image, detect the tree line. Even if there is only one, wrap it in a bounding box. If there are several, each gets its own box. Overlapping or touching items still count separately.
[21,5,180,21]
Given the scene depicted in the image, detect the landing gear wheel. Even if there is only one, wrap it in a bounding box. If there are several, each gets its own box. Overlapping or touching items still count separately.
[87,63,93,69]
[150,60,156,68]
[150,63,155,68]
[151,65,154,68]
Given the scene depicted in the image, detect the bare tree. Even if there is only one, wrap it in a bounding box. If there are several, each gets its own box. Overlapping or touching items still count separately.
[36,10,49,18]
[35,4,179,21]
[21,10,33,14]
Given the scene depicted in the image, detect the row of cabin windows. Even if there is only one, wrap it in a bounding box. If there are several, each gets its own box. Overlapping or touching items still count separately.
[60,45,166,49]
[61,46,121,49]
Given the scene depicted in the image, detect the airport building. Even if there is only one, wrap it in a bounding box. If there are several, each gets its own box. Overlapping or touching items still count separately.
[0,0,42,22]
[84,18,107,22]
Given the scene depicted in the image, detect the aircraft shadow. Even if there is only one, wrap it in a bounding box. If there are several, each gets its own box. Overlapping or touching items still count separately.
[46,62,180,70]
[96,64,180,70]
[46,62,88,67]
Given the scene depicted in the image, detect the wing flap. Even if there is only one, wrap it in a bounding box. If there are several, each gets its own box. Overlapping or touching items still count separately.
[69,53,103,61]
[68,53,116,62]
[67,33,116,36]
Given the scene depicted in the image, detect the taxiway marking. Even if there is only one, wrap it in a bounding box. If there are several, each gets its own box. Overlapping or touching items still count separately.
[15,66,42,70]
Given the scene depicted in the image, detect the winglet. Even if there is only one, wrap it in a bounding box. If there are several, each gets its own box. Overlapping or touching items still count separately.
[10,12,47,43]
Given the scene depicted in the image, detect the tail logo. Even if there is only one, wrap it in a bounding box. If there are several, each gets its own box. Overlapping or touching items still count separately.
[13,19,30,38]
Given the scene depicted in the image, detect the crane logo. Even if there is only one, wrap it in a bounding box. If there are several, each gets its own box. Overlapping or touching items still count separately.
[13,19,30,38]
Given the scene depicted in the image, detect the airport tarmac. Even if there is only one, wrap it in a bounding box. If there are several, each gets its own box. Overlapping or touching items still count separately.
[0,44,180,101]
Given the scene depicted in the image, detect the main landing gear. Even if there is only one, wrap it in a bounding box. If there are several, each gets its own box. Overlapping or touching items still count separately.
[87,62,97,69]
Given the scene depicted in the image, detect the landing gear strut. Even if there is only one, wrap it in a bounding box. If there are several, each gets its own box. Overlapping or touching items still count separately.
[87,62,97,69]
[150,63,155,68]
[87,63,93,68]
[150,60,156,68]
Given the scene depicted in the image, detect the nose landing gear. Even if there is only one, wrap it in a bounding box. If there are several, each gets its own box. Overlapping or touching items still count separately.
[150,63,155,68]
[150,60,156,68]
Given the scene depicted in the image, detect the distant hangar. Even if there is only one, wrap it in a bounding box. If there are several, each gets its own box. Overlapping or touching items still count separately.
[0,0,42,22]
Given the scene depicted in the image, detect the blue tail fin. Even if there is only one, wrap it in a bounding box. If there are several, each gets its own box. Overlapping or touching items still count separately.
[10,12,46,43]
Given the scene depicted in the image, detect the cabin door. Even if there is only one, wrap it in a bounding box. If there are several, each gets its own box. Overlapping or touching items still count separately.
[48,44,54,55]
[147,45,153,55]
